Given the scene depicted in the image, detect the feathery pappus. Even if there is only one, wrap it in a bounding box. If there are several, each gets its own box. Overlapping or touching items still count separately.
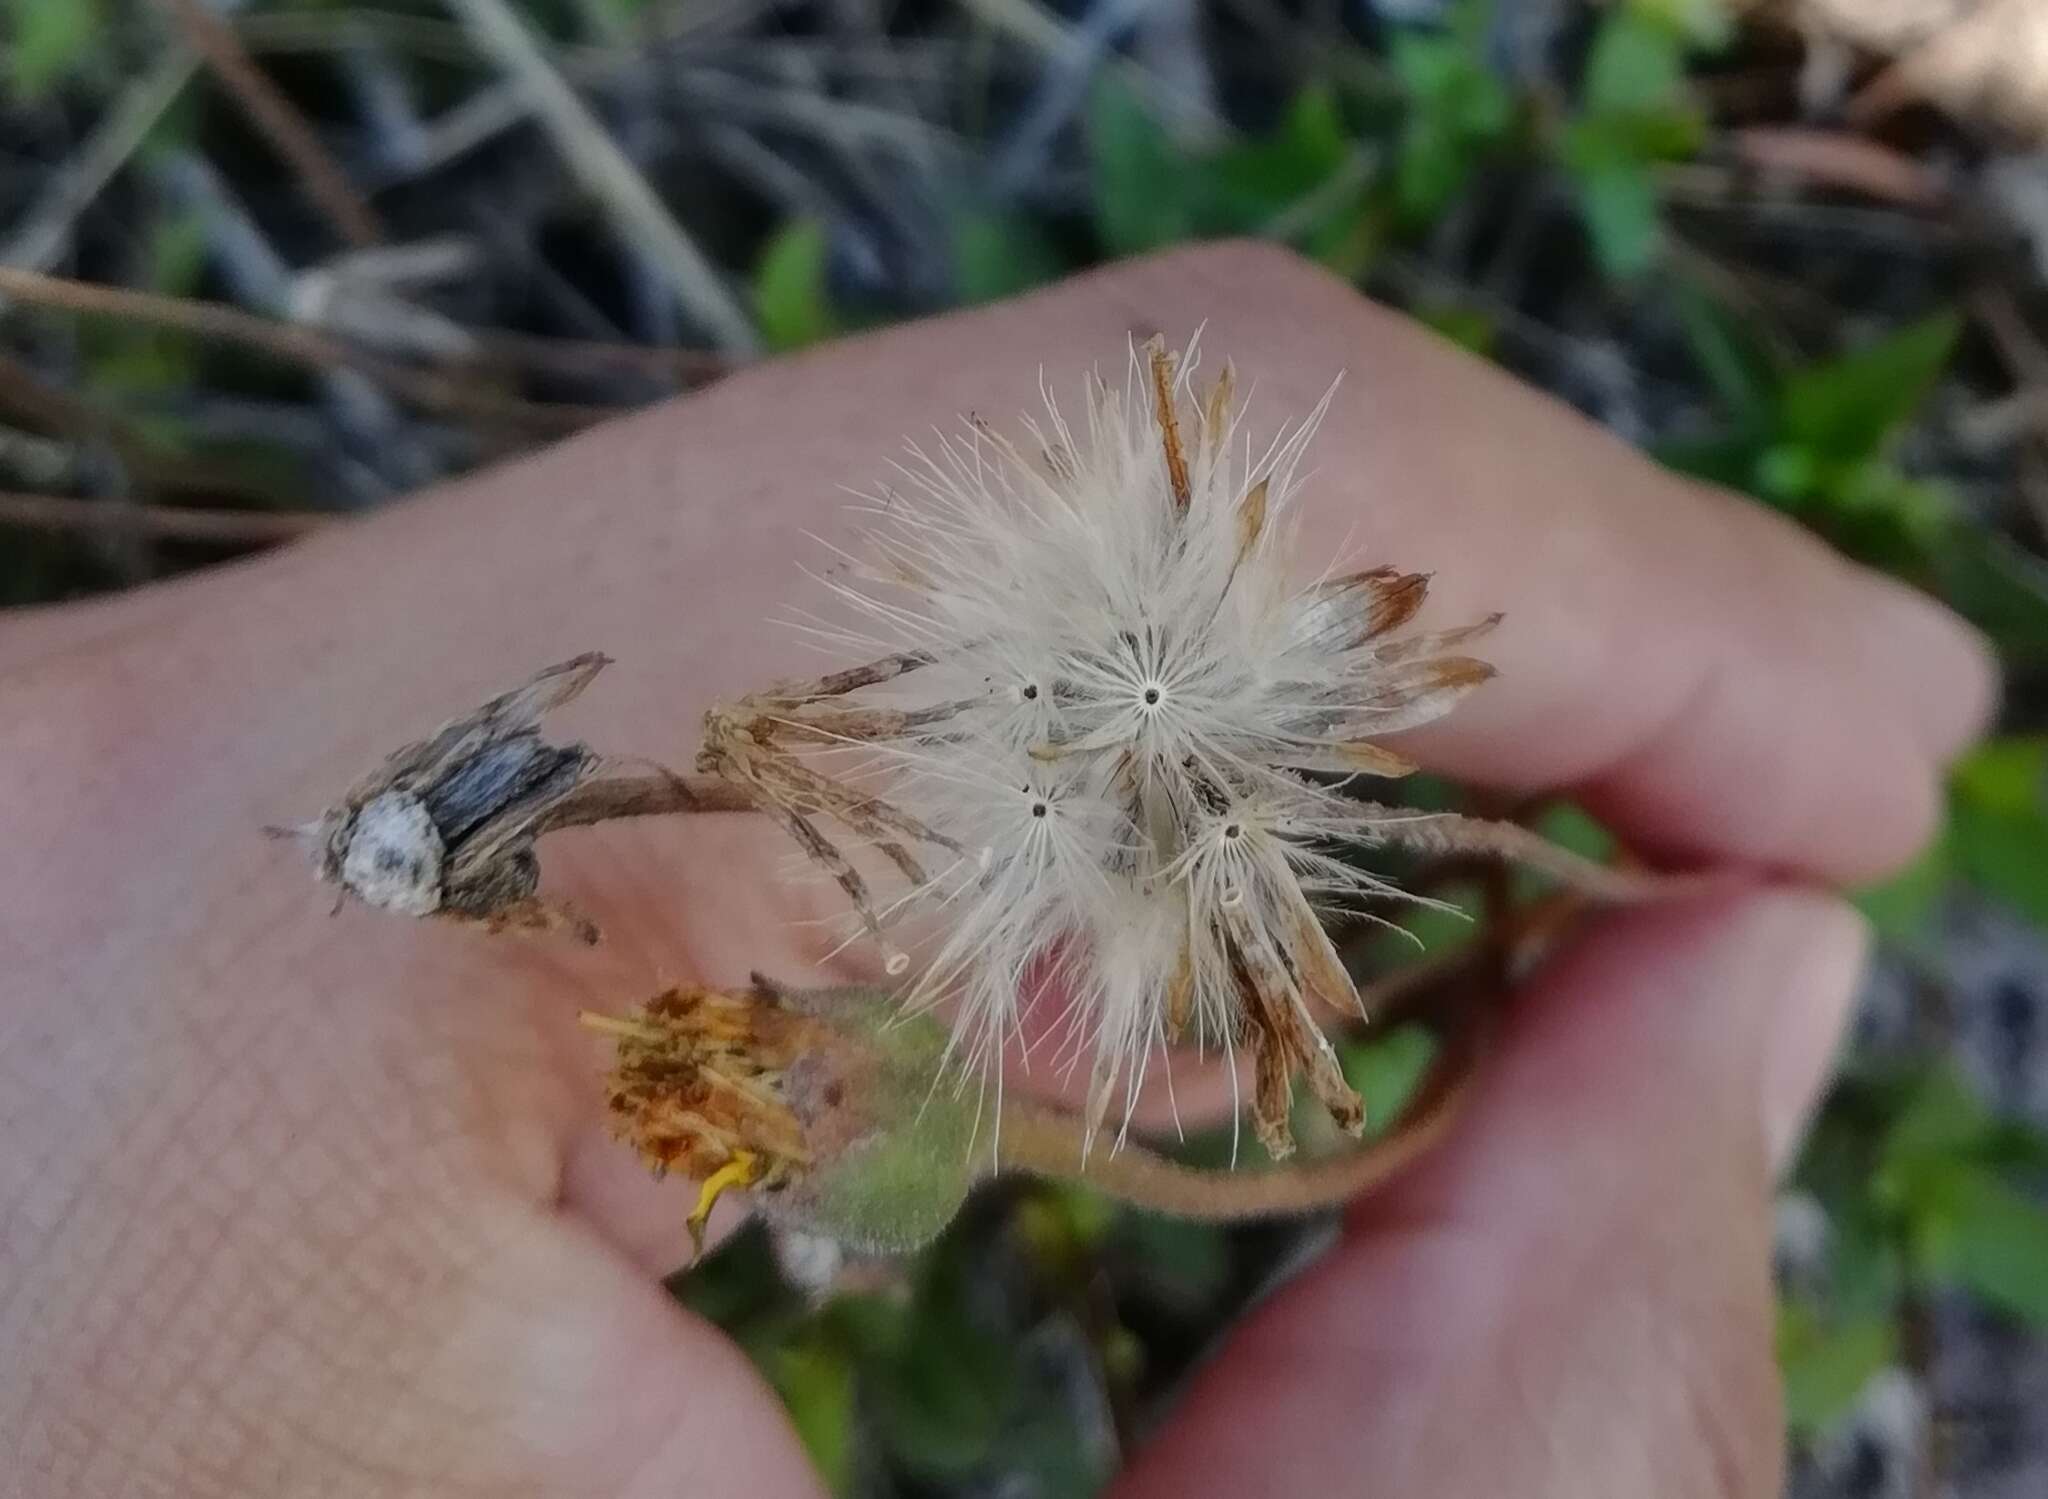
[698,337,1501,1157]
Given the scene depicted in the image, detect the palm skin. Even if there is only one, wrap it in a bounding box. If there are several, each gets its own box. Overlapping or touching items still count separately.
[0,245,1991,1497]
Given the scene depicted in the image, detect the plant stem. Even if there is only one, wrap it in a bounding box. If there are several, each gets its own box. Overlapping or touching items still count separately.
[0,267,611,435]
[535,770,759,831]
[1363,803,1713,903]
[993,1013,1485,1221]
[0,490,329,545]
[153,0,383,246]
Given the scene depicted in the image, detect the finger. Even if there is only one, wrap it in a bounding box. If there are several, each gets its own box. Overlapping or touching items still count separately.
[46,243,1967,1273]
[110,245,1988,935]
[1114,885,1869,1499]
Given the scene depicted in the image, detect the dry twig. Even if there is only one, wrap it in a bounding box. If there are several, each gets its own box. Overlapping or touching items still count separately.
[444,0,759,353]
[0,51,199,273]
[0,491,327,546]
[0,266,614,436]
[151,0,383,247]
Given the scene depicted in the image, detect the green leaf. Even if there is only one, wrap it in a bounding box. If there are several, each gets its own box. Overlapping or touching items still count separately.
[1913,1164,2048,1326]
[1583,10,1688,116]
[751,220,839,353]
[1879,1065,1997,1181]
[1654,432,1771,490]
[1388,20,1514,227]
[772,1342,858,1493]
[1394,119,1470,225]
[1108,1211,1232,1311]
[1853,831,1951,942]
[1950,738,2048,926]
[1952,798,2048,925]
[1632,0,1735,48]
[1575,157,1663,279]
[1087,78,1196,258]
[1953,737,2048,815]
[5,0,100,97]
[1776,1299,1896,1439]
[1203,85,1353,236]
[1415,303,1499,358]
[1340,1024,1440,1137]
[1932,526,2048,669]
[1533,800,1617,863]
[1389,32,1465,106]
[950,210,1065,306]
[1369,882,1480,962]
[1673,281,1780,427]
[1780,314,1962,463]
[147,211,210,297]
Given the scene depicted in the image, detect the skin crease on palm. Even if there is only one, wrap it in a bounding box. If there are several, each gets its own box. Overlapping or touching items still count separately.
[0,242,1999,1498]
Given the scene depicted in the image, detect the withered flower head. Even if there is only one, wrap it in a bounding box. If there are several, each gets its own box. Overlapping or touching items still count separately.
[585,981,979,1255]
[284,654,616,941]
[698,337,1503,1156]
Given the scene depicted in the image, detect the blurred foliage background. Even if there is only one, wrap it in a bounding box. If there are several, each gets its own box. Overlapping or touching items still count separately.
[8,0,2048,1493]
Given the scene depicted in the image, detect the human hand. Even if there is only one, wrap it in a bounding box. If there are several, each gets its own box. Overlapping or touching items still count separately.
[0,244,1992,1496]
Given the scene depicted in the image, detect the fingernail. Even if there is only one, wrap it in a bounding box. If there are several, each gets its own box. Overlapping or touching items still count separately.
[1752,893,1872,1173]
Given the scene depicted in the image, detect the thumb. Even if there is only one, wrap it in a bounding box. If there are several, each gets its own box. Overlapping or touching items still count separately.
[1115,885,1870,1499]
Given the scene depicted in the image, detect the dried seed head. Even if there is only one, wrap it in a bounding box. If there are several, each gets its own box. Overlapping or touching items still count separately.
[701,337,1503,1154]
[283,654,617,941]
[585,981,980,1254]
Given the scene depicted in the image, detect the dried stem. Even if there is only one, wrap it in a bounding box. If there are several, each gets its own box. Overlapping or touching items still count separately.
[152,0,383,247]
[996,1003,1487,1220]
[0,348,277,502]
[0,51,198,272]
[0,491,329,546]
[1362,804,1711,903]
[444,0,758,353]
[0,267,611,435]
[534,770,758,831]
[468,327,729,387]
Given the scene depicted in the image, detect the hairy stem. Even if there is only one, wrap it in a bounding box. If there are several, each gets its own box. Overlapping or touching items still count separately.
[1363,804,1712,903]
[534,770,758,830]
[992,1015,1485,1221]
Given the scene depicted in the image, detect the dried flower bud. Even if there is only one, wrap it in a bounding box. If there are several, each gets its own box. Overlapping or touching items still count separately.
[584,981,980,1256]
[280,655,757,940]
